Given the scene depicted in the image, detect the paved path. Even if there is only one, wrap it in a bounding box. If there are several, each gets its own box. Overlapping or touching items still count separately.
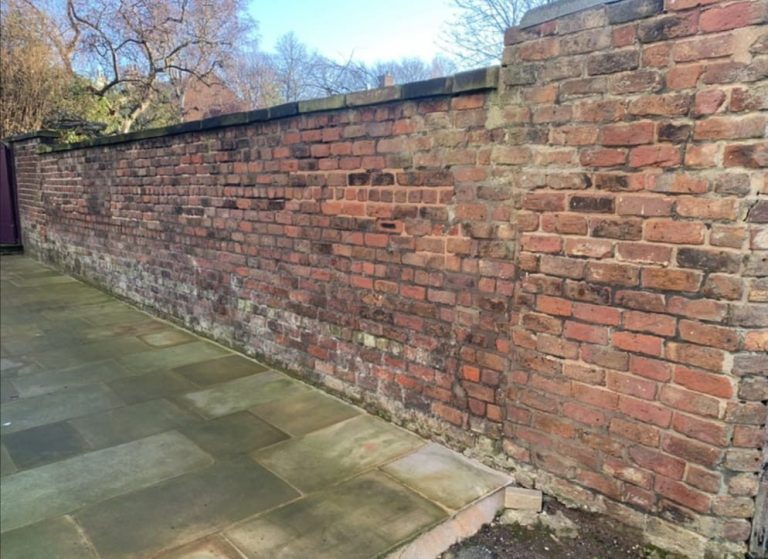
[0,256,507,559]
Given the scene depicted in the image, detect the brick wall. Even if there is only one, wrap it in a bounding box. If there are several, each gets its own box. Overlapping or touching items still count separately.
[9,0,767,556]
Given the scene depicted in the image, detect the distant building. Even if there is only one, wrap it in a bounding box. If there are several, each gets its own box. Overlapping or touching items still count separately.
[182,78,245,122]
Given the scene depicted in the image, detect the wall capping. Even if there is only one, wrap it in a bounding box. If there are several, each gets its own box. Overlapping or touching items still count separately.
[519,0,612,27]
[29,66,499,154]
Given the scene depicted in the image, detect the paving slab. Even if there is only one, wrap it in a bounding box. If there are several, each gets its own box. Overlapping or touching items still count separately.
[3,421,90,470]
[382,443,510,511]
[10,359,135,398]
[0,431,212,532]
[0,384,124,434]
[139,329,196,348]
[154,536,246,559]
[253,415,424,493]
[117,342,230,373]
[181,370,311,418]
[75,457,299,559]
[0,444,17,476]
[175,354,269,385]
[225,471,446,559]
[0,515,98,559]
[69,399,197,448]
[180,411,289,456]
[249,388,361,436]
[108,370,198,404]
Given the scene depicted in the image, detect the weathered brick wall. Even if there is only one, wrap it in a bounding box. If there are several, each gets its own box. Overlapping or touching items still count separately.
[501,0,766,556]
[8,0,766,556]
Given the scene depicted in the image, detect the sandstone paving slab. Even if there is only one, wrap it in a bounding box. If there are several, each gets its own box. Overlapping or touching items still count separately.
[69,399,197,448]
[0,444,17,477]
[0,431,213,532]
[82,308,151,327]
[10,359,135,398]
[174,354,269,386]
[1,378,19,402]
[249,388,361,437]
[180,411,288,456]
[0,515,98,559]
[139,329,196,348]
[225,471,446,559]
[154,535,246,559]
[0,384,124,434]
[9,274,79,288]
[75,457,300,559]
[3,421,90,470]
[33,337,150,369]
[108,370,198,404]
[253,415,424,493]
[180,370,312,419]
[382,443,510,511]
[117,341,230,373]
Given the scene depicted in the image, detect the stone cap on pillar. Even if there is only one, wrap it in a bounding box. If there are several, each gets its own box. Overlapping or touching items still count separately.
[3,130,60,145]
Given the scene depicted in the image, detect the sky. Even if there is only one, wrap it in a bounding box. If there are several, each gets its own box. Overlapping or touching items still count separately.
[247,0,455,64]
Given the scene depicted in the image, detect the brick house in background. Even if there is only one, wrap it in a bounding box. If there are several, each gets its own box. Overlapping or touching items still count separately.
[182,78,245,122]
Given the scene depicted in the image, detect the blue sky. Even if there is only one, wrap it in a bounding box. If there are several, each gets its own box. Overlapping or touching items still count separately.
[248,0,454,64]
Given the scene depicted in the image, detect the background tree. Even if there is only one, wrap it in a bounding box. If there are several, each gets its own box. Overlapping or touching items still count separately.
[440,0,551,68]
[0,1,72,137]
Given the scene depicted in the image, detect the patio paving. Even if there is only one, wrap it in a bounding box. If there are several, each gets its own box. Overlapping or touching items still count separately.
[0,255,509,559]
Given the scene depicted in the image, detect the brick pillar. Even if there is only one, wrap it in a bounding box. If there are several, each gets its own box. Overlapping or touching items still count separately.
[500,0,767,557]
[6,131,58,255]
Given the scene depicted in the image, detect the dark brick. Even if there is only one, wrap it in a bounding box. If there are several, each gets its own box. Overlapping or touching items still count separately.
[371,172,395,186]
[569,196,615,213]
[587,51,640,75]
[658,123,692,143]
[724,144,768,169]
[748,200,768,223]
[638,13,698,44]
[607,0,663,24]
[594,174,631,192]
[677,248,742,274]
[592,218,642,240]
[348,172,371,186]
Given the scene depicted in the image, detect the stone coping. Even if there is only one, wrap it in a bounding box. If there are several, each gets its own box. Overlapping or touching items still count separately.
[5,66,499,154]
[520,0,612,27]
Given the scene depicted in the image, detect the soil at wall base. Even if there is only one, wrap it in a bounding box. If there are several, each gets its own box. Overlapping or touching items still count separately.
[442,500,692,559]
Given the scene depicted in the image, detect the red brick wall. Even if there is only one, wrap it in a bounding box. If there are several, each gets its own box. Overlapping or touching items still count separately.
[501,0,766,556]
[9,0,766,556]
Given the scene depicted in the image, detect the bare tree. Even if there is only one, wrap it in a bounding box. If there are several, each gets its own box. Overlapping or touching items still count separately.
[441,0,550,68]
[0,1,71,137]
[31,0,255,132]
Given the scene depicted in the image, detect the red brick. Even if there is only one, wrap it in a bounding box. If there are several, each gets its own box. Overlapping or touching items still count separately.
[623,310,676,336]
[694,115,768,141]
[630,355,672,382]
[629,446,685,479]
[564,321,609,344]
[693,90,726,116]
[580,148,627,167]
[628,145,681,168]
[602,122,655,146]
[563,402,607,427]
[673,365,734,398]
[699,1,763,32]
[642,268,702,292]
[610,417,660,447]
[616,195,673,217]
[672,413,728,446]
[537,295,573,317]
[573,383,620,410]
[666,342,726,372]
[573,302,622,325]
[521,234,563,253]
[607,371,657,399]
[655,476,711,513]
[619,395,671,427]
[679,320,739,350]
[675,197,738,220]
[613,331,664,356]
[663,433,722,468]
[616,242,672,265]
[586,262,639,286]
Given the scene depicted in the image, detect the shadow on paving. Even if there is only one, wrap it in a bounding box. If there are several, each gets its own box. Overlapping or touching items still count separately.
[0,255,509,559]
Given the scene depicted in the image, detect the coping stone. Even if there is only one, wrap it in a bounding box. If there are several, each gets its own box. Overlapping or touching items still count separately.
[520,0,611,27]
